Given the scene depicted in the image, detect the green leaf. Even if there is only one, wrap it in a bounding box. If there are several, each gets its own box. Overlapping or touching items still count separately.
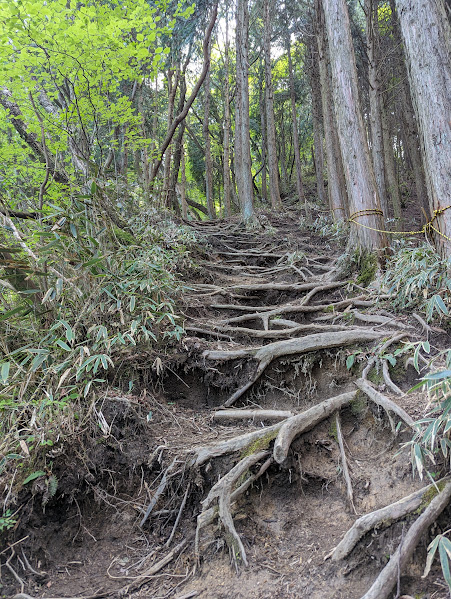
[23,470,46,485]
[56,340,72,351]
[346,354,355,370]
[439,539,451,590]
[1,362,10,383]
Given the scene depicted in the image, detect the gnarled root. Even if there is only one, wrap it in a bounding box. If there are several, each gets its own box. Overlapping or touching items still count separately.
[204,330,387,407]
[354,379,414,428]
[195,450,270,566]
[360,482,451,599]
[328,479,450,561]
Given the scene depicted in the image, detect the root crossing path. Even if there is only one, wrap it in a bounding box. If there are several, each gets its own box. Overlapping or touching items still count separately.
[15,213,448,599]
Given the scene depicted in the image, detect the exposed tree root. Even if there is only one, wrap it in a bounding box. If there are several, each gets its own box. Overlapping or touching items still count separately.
[335,412,356,514]
[360,482,451,599]
[354,379,414,428]
[273,391,357,464]
[328,479,450,562]
[204,331,387,407]
[213,409,293,422]
[195,450,270,566]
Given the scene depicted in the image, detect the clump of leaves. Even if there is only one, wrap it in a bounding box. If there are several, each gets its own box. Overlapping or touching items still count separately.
[403,343,451,592]
[383,241,451,321]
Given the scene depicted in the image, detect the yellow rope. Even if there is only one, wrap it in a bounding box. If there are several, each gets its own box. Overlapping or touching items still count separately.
[348,205,451,242]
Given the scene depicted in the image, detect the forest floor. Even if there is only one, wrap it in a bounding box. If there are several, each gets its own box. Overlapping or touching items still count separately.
[4,210,451,599]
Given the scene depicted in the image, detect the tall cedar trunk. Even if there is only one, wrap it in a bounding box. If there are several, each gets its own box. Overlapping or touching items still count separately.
[308,45,327,208]
[315,0,347,221]
[264,0,281,209]
[235,0,254,222]
[167,73,188,215]
[259,67,268,203]
[381,100,402,227]
[388,0,429,221]
[286,32,309,217]
[365,0,388,219]
[203,38,215,220]
[223,14,232,217]
[321,0,386,250]
[395,0,451,254]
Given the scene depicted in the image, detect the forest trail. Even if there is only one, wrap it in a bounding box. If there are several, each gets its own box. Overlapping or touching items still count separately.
[10,213,448,599]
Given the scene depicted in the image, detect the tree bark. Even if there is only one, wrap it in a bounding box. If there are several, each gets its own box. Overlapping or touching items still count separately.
[203,38,215,220]
[315,1,347,222]
[286,32,309,217]
[321,0,387,250]
[394,0,451,254]
[365,0,389,219]
[223,13,232,217]
[264,0,282,209]
[162,67,179,208]
[381,100,402,227]
[308,45,327,209]
[235,0,255,223]
[259,66,268,203]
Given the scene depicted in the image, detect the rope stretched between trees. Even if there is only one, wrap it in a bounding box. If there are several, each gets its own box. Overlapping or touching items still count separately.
[348,205,451,243]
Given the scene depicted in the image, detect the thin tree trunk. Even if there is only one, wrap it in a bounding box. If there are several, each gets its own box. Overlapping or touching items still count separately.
[315,0,347,221]
[235,0,255,222]
[286,32,309,217]
[163,67,179,208]
[394,0,451,254]
[308,45,327,208]
[264,0,281,209]
[259,67,268,203]
[223,13,232,217]
[203,38,215,219]
[180,143,188,219]
[381,101,402,227]
[321,0,386,250]
[365,0,388,219]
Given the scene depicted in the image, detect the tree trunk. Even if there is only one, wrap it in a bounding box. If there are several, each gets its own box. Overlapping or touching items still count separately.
[203,38,216,220]
[321,0,387,250]
[315,0,347,222]
[162,67,179,208]
[365,0,388,219]
[286,32,309,217]
[259,66,268,203]
[264,0,281,209]
[180,143,188,219]
[381,99,402,227]
[223,13,232,217]
[235,0,255,223]
[308,45,327,209]
[394,0,451,254]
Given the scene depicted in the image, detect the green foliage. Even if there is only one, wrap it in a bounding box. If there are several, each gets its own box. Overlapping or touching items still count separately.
[383,242,451,321]
[0,509,16,532]
[0,198,196,469]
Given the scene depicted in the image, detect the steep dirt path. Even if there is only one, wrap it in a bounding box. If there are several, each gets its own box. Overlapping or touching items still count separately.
[8,213,448,599]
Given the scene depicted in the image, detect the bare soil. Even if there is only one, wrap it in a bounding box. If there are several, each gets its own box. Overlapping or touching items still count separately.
[2,211,450,599]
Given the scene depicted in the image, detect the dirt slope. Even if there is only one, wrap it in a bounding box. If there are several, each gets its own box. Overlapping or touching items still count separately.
[4,212,449,599]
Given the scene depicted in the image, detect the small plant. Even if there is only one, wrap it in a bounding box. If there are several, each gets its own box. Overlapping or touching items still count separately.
[0,509,16,532]
[383,241,451,321]
[404,343,451,593]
